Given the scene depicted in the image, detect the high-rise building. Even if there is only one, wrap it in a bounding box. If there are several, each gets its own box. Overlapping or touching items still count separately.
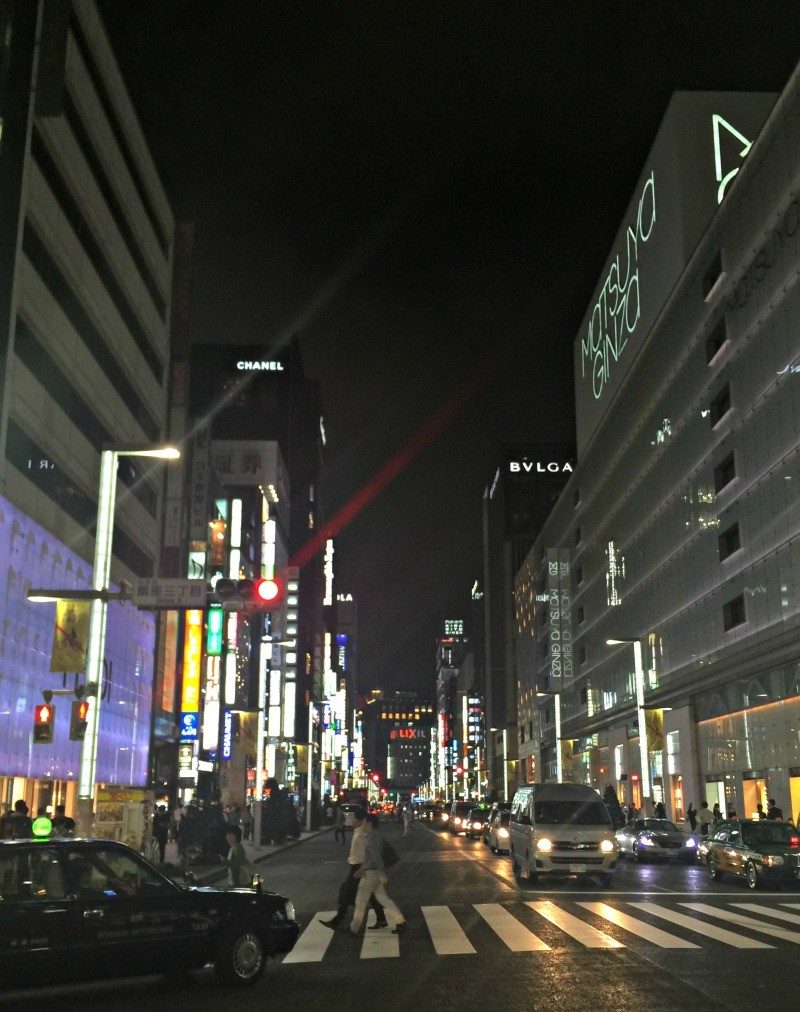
[0,1,174,815]
[483,445,572,796]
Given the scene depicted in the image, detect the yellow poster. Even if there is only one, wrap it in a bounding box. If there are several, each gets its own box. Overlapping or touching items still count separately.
[49,600,90,672]
[645,708,664,752]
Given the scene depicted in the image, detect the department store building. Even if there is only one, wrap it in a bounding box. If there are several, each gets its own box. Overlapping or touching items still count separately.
[516,74,800,824]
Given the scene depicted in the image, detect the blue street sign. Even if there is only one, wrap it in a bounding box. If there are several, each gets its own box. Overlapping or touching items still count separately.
[179,711,199,741]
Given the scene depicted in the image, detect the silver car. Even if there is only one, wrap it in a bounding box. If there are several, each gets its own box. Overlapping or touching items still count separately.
[616,818,698,863]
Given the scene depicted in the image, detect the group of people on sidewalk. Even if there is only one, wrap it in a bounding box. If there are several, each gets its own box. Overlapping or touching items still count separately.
[320,807,406,935]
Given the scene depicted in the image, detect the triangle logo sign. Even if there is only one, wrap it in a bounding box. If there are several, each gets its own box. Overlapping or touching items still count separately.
[713,113,753,205]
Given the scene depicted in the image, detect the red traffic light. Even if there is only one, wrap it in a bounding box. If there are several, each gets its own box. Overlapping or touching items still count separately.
[370,772,380,783]
[212,576,284,610]
[255,577,282,604]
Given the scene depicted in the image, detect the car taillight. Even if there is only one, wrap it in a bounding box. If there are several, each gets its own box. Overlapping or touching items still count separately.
[791,835,800,849]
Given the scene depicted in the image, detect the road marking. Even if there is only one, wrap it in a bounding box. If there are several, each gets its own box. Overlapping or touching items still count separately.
[283,910,338,963]
[628,902,772,948]
[421,905,476,954]
[580,902,699,949]
[681,903,800,944]
[527,900,623,948]
[360,908,400,959]
[731,904,800,926]
[474,903,550,951]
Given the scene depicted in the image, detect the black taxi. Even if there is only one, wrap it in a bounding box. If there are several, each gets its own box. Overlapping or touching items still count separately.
[705,819,800,889]
[0,833,299,989]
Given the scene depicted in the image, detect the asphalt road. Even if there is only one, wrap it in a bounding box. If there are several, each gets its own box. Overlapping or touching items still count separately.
[6,820,800,1011]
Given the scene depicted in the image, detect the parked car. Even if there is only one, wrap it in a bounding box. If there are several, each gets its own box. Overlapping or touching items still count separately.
[448,801,474,835]
[465,806,489,840]
[0,834,299,989]
[616,818,698,862]
[482,802,511,846]
[705,819,800,889]
[487,810,512,854]
[509,782,618,886]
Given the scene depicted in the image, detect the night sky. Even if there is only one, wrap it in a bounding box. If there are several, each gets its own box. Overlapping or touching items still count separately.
[101,2,800,696]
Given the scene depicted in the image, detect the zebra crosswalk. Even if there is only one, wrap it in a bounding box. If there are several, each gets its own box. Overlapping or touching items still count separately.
[278,898,800,963]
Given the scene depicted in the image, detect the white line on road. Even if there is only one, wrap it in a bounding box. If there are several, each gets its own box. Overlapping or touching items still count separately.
[681,903,800,945]
[580,901,699,948]
[628,902,772,948]
[421,906,476,955]
[528,900,623,948]
[731,904,800,926]
[474,903,550,951]
[283,910,338,963]
[360,909,400,959]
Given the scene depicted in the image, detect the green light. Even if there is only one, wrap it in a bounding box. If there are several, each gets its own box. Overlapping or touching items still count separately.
[206,606,223,656]
[32,816,52,838]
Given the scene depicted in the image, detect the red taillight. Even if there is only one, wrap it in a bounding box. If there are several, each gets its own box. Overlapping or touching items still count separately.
[790,835,800,849]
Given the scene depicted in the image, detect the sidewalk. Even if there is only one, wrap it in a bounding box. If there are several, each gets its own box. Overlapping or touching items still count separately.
[160,826,331,886]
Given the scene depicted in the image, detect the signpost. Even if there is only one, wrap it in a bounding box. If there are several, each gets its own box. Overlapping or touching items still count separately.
[132,579,208,610]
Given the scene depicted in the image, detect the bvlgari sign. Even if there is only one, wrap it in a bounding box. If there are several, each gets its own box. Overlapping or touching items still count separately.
[509,461,573,474]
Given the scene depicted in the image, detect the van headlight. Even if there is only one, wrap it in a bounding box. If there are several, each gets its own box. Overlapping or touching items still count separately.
[600,839,615,854]
[285,901,296,921]
[537,838,553,853]
[498,828,509,840]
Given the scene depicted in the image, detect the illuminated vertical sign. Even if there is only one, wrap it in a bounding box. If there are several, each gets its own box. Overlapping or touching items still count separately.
[323,539,334,606]
[180,610,203,712]
[222,710,233,760]
[206,606,223,655]
[546,549,572,689]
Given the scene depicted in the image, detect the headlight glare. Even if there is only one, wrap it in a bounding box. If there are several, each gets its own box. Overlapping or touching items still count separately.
[285,901,296,921]
[537,837,553,853]
[498,828,509,839]
[639,836,656,847]
[765,855,785,867]
[600,839,615,854]
[684,838,697,848]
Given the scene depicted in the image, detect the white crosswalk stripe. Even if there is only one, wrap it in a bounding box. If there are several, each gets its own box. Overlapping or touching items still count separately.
[281,898,800,964]
[681,903,800,944]
[528,900,623,948]
[627,902,773,948]
[579,901,699,949]
[421,905,476,954]
[473,903,550,951]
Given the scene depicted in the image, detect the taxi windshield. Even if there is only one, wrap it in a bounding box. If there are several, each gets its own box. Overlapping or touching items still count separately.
[742,823,799,847]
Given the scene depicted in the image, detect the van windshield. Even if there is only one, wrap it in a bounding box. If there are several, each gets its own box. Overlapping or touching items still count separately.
[534,800,611,827]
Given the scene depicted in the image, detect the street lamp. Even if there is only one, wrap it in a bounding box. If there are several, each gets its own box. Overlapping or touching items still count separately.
[76,444,180,834]
[606,637,650,812]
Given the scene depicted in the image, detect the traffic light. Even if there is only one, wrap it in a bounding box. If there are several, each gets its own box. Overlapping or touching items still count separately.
[33,703,55,744]
[370,772,380,784]
[211,576,284,610]
[69,698,90,741]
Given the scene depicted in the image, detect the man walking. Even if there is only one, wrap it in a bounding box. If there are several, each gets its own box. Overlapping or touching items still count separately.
[320,807,385,930]
[351,814,406,935]
[698,800,713,837]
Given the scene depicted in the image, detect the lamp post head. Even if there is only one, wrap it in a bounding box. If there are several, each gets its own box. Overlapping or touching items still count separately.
[606,637,636,646]
[104,444,181,460]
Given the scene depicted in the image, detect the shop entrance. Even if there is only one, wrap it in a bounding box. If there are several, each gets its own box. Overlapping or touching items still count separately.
[742,777,767,820]
[705,779,726,815]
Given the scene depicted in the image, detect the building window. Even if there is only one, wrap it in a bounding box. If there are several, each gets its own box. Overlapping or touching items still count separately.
[703,250,725,301]
[575,565,583,586]
[709,383,731,426]
[579,645,586,665]
[706,316,728,363]
[577,605,585,625]
[723,593,746,631]
[714,452,736,494]
[718,522,741,561]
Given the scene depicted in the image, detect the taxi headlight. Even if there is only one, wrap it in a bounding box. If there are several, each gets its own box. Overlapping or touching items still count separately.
[639,835,656,847]
[285,901,296,921]
[764,855,785,867]
[600,839,615,854]
[498,828,510,839]
[537,837,553,853]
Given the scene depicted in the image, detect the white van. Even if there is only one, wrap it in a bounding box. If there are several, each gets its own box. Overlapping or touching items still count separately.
[508,783,618,886]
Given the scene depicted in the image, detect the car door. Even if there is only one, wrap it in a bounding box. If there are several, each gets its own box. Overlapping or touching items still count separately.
[0,845,79,986]
[724,824,745,876]
[711,824,732,871]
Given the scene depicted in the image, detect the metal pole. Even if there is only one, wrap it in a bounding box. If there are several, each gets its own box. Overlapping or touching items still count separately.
[77,449,117,835]
[253,640,269,846]
[634,639,651,810]
[306,702,314,832]
[476,745,482,801]
[555,693,563,783]
[502,728,509,802]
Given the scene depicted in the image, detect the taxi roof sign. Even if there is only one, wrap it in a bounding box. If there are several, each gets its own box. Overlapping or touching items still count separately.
[31,816,52,839]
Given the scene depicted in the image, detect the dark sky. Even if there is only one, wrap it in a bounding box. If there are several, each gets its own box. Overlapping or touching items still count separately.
[101,2,800,696]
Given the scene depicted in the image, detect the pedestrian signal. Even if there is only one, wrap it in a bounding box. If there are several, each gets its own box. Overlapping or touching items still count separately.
[69,698,90,740]
[33,703,55,744]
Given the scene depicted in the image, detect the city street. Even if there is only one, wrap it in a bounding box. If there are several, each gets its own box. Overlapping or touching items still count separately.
[6,820,800,1010]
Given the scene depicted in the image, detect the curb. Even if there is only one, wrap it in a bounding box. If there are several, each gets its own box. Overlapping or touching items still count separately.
[186,826,332,886]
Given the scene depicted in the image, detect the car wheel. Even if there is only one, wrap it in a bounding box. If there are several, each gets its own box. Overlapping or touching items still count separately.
[745,861,760,890]
[512,850,524,884]
[214,926,267,987]
[708,854,723,882]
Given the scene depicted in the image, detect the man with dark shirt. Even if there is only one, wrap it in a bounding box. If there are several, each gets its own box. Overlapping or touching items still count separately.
[10,800,32,839]
[766,798,784,820]
[52,805,76,836]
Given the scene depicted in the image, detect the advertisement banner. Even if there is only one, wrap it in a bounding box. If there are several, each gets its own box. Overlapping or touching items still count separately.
[49,599,90,672]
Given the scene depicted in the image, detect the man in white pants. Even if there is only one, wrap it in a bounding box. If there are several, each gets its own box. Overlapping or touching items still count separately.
[402,807,413,836]
[351,814,406,935]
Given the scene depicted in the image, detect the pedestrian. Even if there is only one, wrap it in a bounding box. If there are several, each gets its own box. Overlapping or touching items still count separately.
[686,803,697,833]
[653,801,666,819]
[224,825,248,888]
[319,807,386,930]
[698,800,713,836]
[727,808,738,820]
[627,804,639,825]
[152,804,170,863]
[712,802,722,825]
[334,805,346,846]
[241,804,253,841]
[0,804,12,839]
[350,814,406,935]
[767,798,784,820]
[51,804,75,837]
[172,799,183,842]
[10,800,32,839]
[402,806,413,837]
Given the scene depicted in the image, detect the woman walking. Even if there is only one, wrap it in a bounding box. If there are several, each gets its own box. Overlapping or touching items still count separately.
[351,814,406,935]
